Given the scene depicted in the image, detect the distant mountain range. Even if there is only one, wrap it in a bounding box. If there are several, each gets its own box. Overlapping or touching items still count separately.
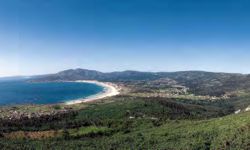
[30,68,250,97]
[0,76,31,81]
[31,69,162,82]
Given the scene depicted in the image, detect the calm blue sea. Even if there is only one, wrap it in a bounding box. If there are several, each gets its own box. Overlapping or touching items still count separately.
[0,80,104,105]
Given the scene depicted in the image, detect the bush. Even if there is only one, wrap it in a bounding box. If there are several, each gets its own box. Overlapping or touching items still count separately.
[53,105,62,110]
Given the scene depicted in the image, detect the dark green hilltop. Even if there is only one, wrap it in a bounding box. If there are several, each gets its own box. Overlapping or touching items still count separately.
[1,69,250,149]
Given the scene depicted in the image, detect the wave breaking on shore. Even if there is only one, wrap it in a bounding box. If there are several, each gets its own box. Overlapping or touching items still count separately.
[65,80,120,105]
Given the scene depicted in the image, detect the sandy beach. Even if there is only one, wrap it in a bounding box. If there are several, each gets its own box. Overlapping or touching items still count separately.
[65,80,120,105]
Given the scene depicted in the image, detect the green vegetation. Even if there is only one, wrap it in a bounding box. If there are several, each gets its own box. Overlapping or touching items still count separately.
[0,95,250,149]
[2,70,250,149]
[52,105,62,110]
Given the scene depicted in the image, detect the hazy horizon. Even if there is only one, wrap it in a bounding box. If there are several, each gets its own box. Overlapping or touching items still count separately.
[1,0,250,77]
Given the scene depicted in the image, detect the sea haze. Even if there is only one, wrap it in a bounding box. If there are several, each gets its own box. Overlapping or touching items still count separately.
[0,80,104,105]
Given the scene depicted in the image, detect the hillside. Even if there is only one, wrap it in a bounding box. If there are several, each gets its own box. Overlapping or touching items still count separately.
[0,96,250,149]
[32,69,250,96]
[1,69,250,149]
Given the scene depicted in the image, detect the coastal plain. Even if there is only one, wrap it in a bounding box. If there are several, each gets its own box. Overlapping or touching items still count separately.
[1,69,250,149]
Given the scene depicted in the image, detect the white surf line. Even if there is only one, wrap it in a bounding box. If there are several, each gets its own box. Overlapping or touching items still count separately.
[65,80,120,105]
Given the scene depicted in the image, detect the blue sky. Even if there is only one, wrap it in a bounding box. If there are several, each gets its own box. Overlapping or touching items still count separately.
[0,0,250,76]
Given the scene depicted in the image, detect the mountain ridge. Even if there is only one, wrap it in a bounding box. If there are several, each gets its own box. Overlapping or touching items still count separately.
[29,68,250,97]
[31,68,246,81]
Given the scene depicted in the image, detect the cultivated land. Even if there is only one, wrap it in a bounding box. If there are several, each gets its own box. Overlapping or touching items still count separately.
[1,69,250,149]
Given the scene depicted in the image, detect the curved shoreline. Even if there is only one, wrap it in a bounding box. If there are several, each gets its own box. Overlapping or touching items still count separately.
[65,80,120,105]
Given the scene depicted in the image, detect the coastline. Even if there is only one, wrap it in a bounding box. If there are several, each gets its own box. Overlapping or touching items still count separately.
[65,80,120,105]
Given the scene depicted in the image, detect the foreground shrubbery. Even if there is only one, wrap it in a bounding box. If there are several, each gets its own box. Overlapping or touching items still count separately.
[0,96,250,149]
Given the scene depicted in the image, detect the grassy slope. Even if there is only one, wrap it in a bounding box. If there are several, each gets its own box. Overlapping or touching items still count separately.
[1,96,250,150]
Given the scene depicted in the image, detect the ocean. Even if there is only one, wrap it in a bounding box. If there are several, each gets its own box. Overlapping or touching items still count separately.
[0,80,104,105]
